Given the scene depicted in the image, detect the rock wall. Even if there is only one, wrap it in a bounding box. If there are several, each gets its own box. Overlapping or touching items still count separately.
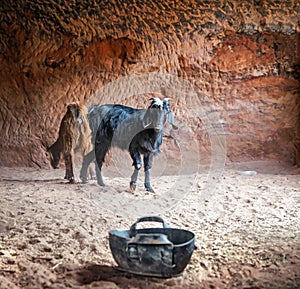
[0,0,299,167]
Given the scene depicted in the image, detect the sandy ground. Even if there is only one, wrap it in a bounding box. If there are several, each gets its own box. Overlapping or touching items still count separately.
[0,159,299,289]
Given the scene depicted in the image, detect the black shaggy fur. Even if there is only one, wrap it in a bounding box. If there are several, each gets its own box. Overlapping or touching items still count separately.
[80,98,176,192]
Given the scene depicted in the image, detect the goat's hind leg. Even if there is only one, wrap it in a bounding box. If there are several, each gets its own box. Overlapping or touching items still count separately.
[95,161,104,187]
[80,150,95,183]
[95,138,110,187]
[88,165,96,180]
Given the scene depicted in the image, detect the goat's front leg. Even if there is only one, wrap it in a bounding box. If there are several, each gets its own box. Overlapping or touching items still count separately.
[63,133,75,183]
[129,151,142,191]
[64,150,75,183]
[144,153,154,192]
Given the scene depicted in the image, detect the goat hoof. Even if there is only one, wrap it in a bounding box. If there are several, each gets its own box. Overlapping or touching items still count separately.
[65,174,73,180]
[69,178,75,184]
[145,183,154,193]
[80,176,87,184]
[130,181,136,191]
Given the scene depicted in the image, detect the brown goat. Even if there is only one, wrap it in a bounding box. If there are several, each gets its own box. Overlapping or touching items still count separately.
[47,102,94,183]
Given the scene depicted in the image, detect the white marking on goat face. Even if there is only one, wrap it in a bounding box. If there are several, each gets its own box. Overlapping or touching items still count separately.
[149,97,163,110]
[163,98,173,113]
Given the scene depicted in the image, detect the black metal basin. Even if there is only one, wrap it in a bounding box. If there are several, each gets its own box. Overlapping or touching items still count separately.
[109,216,195,277]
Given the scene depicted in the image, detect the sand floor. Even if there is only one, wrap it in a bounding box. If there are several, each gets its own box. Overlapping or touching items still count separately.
[0,160,299,288]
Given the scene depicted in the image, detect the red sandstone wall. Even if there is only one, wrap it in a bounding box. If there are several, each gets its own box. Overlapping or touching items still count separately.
[0,0,299,167]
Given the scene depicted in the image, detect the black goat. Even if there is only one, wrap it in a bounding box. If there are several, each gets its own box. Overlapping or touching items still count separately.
[80,98,176,192]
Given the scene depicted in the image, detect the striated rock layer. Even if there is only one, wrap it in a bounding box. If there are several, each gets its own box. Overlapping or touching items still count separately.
[0,0,299,167]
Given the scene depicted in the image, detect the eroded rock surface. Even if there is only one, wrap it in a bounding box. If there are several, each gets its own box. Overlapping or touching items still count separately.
[0,0,299,167]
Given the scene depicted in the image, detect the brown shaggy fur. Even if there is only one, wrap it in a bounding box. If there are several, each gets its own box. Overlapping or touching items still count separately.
[48,102,93,183]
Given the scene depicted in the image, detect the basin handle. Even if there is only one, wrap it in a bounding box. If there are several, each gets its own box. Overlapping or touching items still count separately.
[129,216,169,237]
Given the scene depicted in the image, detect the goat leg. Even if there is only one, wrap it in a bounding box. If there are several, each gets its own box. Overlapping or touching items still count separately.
[88,165,96,180]
[95,136,111,187]
[130,168,140,191]
[144,169,154,192]
[95,166,105,186]
[64,151,75,184]
[80,150,95,183]
[94,146,105,186]
[143,154,154,192]
[129,150,142,191]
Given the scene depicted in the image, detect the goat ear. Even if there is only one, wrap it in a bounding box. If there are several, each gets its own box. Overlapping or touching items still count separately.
[168,109,178,130]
